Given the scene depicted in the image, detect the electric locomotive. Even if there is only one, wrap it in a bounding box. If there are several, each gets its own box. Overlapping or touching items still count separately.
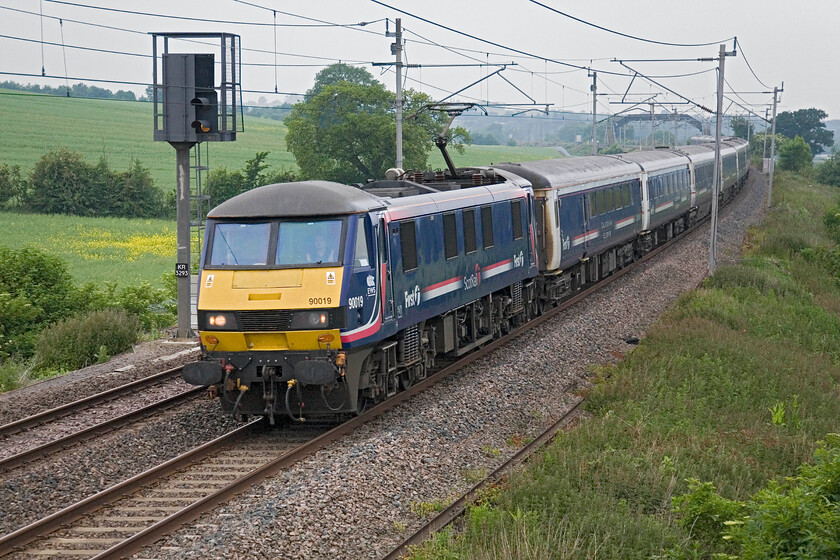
[184,172,539,422]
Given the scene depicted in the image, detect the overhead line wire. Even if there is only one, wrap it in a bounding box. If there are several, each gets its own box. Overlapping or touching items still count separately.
[43,0,381,28]
[527,0,734,47]
[369,0,632,77]
[734,38,772,90]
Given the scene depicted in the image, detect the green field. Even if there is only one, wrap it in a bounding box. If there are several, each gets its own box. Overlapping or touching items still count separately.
[0,89,566,191]
[0,90,294,191]
[0,92,565,289]
[0,212,175,286]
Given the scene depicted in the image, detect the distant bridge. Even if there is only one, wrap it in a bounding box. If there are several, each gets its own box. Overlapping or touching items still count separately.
[612,113,705,132]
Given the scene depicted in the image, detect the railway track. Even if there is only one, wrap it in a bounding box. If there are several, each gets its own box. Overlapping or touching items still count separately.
[0,366,188,440]
[0,191,741,559]
[382,399,584,560]
[0,366,209,473]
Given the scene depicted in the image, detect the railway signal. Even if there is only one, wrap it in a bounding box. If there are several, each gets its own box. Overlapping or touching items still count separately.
[151,32,241,339]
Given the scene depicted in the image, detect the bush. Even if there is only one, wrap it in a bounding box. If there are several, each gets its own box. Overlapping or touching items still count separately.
[0,163,29,208]
[0,247,76,326]
[778,136,813,172]
[28,149,164,218]
[815,152,840,188]
[35,309,140,370]
[0,360,31,392]
[669,436,840,560]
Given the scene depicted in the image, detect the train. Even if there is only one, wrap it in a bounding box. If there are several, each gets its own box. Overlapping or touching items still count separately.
[183,137,750,423]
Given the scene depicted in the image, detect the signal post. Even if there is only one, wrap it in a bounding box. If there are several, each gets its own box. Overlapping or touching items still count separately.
[151,33,240,338]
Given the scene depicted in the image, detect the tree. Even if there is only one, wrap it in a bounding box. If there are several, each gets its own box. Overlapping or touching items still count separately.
[775,108,834,155]
[815,153,840,188]
[305,63,378,99]
[749,132,787,159]
[30,149,101,215]
[778,136,813,172]
[205,152,298,208]
[0,164,29,208]
[286,78,468,184]
[730,115,754,140]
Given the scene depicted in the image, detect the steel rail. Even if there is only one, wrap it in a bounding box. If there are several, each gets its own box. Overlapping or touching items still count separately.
[0,386,204,473]
[0,421,259,556]
[0,364,191,438]
[382,400,583,560]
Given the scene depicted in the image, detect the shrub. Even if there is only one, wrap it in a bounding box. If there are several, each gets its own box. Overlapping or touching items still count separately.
[778,136,813,172]
[35,309,140,370]
[727,435,840,559]
[115,281,175,330]
[0,163,29,208]
[0,247,76,326]
[815,152,840,188]
[28,150,163,218]
[29,149,102,215]
[0,360,31,392]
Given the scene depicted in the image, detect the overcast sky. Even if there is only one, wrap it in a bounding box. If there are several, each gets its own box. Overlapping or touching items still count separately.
[2,0,838,124]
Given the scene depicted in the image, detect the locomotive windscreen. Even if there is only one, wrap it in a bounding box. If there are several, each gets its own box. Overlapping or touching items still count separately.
[207,219,344,267]
[209,222,271,266]
[276,219,343,265]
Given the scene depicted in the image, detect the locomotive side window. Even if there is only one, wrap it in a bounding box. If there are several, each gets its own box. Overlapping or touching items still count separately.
[209,222,271,266]
[443,213,458,259]
[511,200,523,240]
[400,220,418,272]
[481,206,494,249]
[463,209,477,254]
[354,220,370,269]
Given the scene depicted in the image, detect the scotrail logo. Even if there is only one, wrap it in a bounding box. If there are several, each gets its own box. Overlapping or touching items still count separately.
[464,263,481,290]
[404,285,421,308]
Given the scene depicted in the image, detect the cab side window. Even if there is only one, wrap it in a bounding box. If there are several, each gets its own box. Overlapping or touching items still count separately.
[354,220,370,269]
[400,220,418,272]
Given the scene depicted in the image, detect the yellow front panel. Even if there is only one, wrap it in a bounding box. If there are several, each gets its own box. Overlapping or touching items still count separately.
[198,268,344,310]
[200,329,341,352]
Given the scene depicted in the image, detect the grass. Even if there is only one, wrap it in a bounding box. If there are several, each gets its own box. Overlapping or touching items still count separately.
[0,90,294,190]
[1,90,574,191]
[407,169,840,559]
[0,212,176,286]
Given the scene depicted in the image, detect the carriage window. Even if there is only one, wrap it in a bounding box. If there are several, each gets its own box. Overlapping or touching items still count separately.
[400,220,418,272]
[354,220,370,269]
[463,209,477,254]
[511,200,523,240]
[481,206,494,249]
[209,222,270,266]
[443,213,458,259]
[622,183,632,207]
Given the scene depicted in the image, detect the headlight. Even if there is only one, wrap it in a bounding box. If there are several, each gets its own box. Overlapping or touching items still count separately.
[200,311,239,331]
[290,310,329,330]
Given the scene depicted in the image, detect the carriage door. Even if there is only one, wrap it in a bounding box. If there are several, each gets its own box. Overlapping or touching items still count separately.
[379,217,395,322]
